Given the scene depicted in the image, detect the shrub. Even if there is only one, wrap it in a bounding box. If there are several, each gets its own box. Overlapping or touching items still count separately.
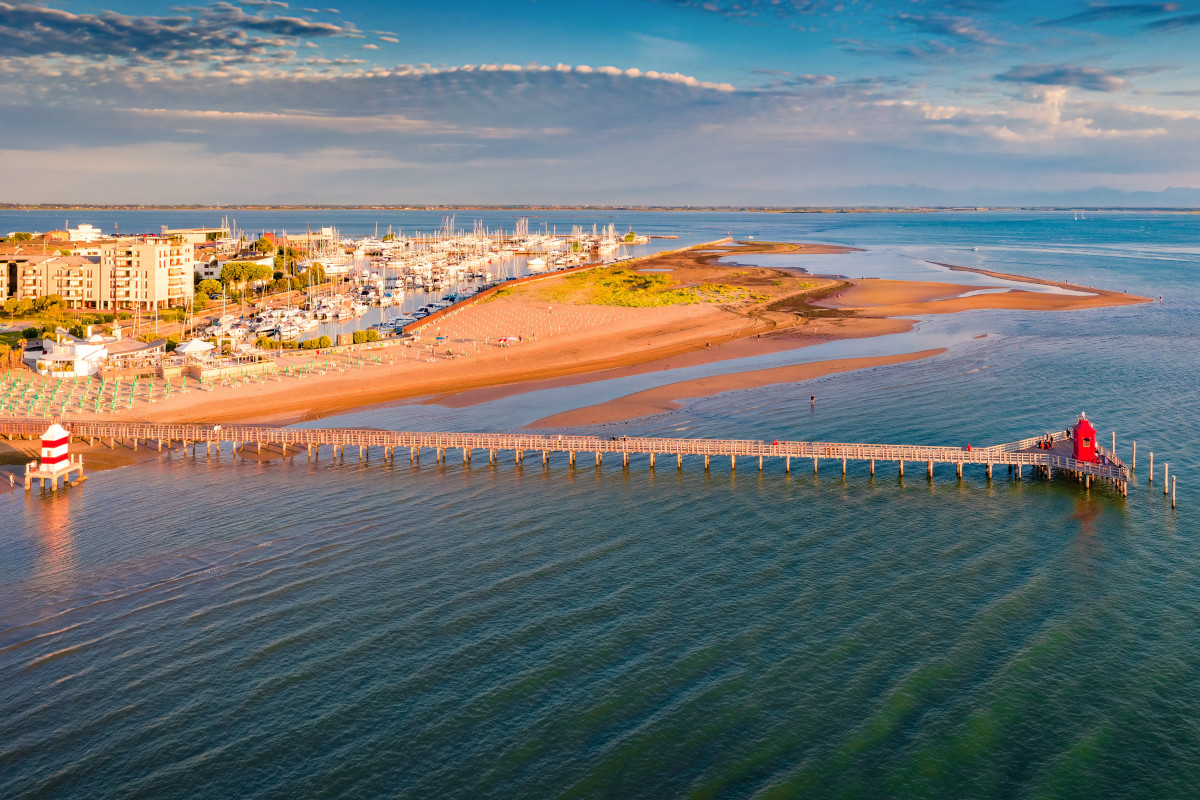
[116,311,132,320]
[21,327,40,339]
[352,329,379,345]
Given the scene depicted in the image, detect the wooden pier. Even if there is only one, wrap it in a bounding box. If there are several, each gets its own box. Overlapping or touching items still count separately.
[0,418,1132,494]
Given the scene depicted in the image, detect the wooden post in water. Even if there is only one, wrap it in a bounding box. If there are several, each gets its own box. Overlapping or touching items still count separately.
[813,456,818,474]
[677,452,682,470]
[596,451,602,467]
[869,458,874,476]
[1172,476,1176,508]
[1149,452,1153,483]
[758,455,763,472]
[898,460,904,477]
[543,450,549,466]
[1132,441,1136,473]
[649,452,655,469]
[927,460,933,479]
[786,455,791,473]
[730,454,735,471]
[704,454,710,472]
[1164,463,1169,495]
[986,462,992,480]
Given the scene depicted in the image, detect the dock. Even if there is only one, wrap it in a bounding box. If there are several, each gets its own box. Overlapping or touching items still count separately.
[0,418,1133,495]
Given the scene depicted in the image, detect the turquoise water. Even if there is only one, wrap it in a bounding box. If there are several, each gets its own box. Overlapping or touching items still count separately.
[2,211,1198,798]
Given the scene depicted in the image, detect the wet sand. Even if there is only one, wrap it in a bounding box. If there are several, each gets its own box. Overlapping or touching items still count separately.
[528,349,947,428]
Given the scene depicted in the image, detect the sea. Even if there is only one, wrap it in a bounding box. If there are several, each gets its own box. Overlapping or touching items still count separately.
[2,210,1198,798]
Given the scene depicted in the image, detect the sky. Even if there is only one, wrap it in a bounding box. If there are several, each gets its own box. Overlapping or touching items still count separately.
[3,0,1200,204]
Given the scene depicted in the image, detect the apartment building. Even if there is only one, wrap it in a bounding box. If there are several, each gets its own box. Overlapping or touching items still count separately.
[98,236,194,311]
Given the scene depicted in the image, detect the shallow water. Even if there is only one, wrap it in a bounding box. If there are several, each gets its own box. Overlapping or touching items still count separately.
[2,211,1198,798]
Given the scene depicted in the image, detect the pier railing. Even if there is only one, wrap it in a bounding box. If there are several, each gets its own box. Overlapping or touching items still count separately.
[0,418,1129,486]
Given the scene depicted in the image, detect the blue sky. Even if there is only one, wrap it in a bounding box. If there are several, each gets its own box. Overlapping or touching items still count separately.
[2,0,1199,204]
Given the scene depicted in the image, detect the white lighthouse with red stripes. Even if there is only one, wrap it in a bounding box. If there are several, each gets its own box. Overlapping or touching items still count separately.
[24,422,85,492]
[40,423,71,472]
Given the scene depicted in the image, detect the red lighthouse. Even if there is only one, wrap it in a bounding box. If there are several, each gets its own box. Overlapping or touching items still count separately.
[1072,413,1097,462]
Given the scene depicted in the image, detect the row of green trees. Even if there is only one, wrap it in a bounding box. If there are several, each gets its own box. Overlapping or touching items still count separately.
[255,334,334,350]
[4,294,68,322]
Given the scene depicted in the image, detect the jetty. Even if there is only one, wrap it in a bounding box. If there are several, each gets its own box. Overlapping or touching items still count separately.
[0,416,1137,496]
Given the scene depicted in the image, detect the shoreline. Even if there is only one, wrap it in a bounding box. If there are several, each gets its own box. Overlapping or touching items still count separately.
[0,243,1153,434]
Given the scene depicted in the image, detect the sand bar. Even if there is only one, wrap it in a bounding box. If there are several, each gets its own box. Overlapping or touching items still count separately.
[528,349,946,428]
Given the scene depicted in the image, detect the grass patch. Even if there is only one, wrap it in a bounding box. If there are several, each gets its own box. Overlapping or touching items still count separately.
[479,287,515,303]
[694,283,770,303]
[542,268,700,307]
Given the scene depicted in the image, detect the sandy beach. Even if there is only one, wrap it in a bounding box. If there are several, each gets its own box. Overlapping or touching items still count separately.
[0,241,1152,437]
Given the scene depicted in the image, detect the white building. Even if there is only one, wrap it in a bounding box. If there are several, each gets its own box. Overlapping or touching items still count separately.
[67,223,106,242]
[23,324,166,378]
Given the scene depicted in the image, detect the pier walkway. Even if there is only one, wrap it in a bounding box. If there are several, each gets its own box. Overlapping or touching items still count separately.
[0,419,1131,493]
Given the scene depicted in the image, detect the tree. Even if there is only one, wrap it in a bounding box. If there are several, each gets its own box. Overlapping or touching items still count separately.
[382,233,395,242]
[13,232,32,241]
[198,279,222,297]
[253,236,274,254]
[306,263,326,286]
[194,291,209,311]
[220,261,268,300]
[219,261,249,287]
[14,298,33,317]
[3,297,16,320]
[247,263,274,294]
[352,329,379,345]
